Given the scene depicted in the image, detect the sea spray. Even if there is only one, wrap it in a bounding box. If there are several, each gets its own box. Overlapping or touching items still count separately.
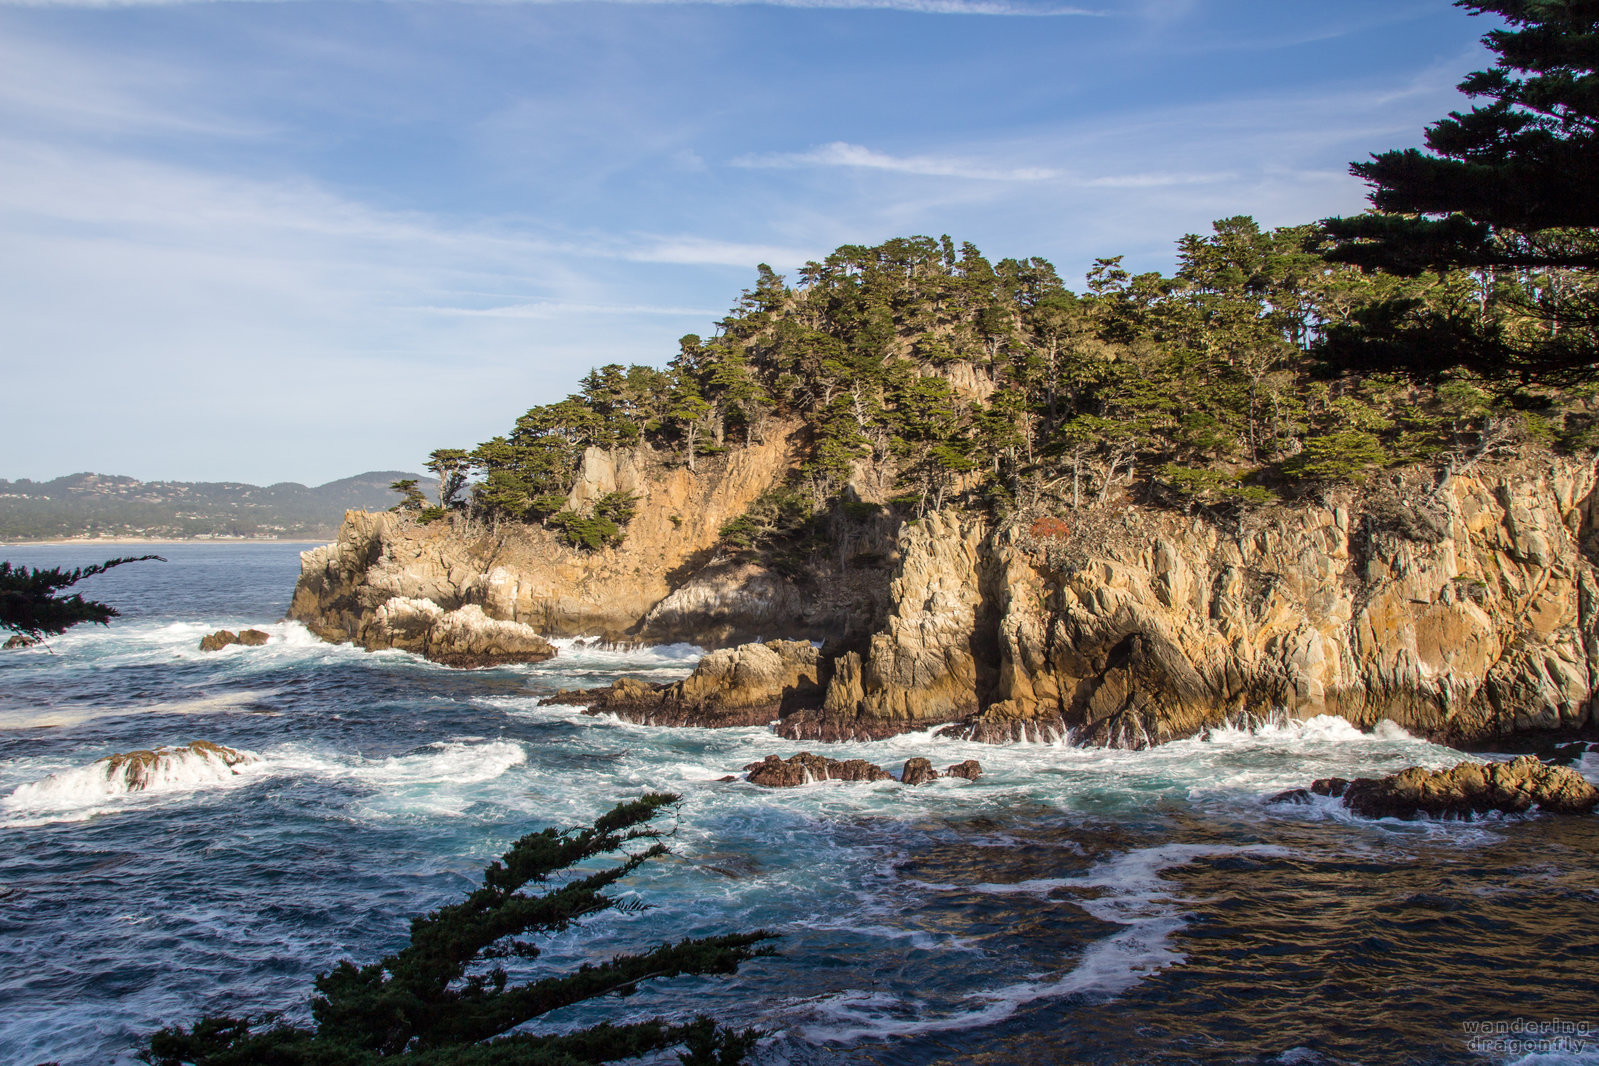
[3,740,260,824]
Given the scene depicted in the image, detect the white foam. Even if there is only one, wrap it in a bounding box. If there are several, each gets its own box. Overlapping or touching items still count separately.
[2,743,263,825]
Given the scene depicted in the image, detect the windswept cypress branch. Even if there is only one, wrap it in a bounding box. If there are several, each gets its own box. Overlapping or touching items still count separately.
[143,794,776,1066]
[0,555,162,639]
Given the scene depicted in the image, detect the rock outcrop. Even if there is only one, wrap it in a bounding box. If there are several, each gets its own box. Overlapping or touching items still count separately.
[743,752,894,787]
[4,635,37,649]
[899,757,983,784]
[779,510,994,741]
[289,435,896,664]
[294,451,1599,747]
[1286,755,1599,819]
[741,752,982,787]
[365,599,554,667]
[200,628,270,652]
[553,640,826,727]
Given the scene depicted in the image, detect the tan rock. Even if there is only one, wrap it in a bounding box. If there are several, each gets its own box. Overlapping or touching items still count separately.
[567,639,826,727]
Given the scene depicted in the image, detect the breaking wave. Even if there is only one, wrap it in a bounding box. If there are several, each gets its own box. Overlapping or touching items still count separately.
[2,741,262,825]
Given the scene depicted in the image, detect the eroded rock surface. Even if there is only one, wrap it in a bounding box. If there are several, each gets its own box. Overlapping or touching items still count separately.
[900,757,983,784]
[293,452,1599,747]
[366,599,554,667]
[557,640,826,727]
[743,752,893,787]
[1304,755,1599,819]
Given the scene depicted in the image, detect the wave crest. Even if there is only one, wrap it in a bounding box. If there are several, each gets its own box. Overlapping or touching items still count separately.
[3,740,260,822]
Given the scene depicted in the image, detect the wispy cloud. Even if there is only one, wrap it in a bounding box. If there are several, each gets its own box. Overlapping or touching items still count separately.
[734,139,1241,189]
[420,301,724,318]
[619,236,819,267]
[1078,171,1237,188]
[735,141,1063,181]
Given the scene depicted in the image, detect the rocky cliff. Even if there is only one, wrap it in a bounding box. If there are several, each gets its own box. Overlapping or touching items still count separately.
[820,454,1599,748]
[290,433,893,654]
[293,450,1599,748]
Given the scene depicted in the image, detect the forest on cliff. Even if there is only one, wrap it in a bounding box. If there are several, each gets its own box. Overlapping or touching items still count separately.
[404,0,1599,561]
[407,218,1596,552]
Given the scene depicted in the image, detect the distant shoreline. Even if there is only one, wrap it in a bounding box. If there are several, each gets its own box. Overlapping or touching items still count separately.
[1,537,329,547]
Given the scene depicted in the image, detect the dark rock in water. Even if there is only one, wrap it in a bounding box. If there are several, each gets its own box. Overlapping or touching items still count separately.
[1308,756,1599,819]
[199,630,239,652]
[3,634,36,649]
[716,775,738,783]
[1268,788,1313,805]
[943,759,983,781]
[236,629,270,646]
[744,752,980,787]
[743,752,893,788]
[568,640,828,728]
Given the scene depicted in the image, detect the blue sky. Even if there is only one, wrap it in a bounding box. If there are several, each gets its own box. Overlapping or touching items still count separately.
[0,0,1493,485]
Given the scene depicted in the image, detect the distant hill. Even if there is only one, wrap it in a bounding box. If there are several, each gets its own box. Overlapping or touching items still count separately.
[0,471,439,542]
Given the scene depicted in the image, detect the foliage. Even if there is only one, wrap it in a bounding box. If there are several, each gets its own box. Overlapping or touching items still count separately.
[390,479,429,512]
[1322,0,1599,381]
[143,794,776,1066]
[549,511,623,552]
[0,556,162,639]
[417,213,1597,540]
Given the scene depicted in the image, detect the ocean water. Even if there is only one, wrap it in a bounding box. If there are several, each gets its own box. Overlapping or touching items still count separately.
[2,542,1599,1066]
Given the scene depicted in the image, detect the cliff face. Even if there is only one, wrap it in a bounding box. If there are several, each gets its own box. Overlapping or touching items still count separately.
[290,433,893,652]
[293,449,1599,747]
[795,456,1599,747]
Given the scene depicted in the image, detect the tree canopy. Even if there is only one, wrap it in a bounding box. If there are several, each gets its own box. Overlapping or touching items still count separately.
[144,793,776,1066]
[0,555,161,640]
[1323,0,1599,380]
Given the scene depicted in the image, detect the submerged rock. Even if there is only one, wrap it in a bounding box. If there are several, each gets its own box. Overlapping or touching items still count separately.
[1308,755,1599,819]
[99,740,256,792]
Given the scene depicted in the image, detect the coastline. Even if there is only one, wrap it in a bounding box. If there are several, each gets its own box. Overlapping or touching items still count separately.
[1,537,328,548]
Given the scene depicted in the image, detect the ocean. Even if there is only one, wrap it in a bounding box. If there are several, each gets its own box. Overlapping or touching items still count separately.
[2,542,1598,1066]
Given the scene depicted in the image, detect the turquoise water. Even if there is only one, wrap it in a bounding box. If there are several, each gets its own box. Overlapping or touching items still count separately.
[2,543,1598,1066]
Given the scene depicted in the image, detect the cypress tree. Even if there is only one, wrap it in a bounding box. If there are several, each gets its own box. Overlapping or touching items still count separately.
[144,794,776,1066]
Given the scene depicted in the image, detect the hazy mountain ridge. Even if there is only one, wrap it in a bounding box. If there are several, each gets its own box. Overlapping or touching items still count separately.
[0,471,436,541]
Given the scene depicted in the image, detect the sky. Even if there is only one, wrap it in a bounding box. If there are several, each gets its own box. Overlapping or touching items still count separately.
[0,0,1497,485]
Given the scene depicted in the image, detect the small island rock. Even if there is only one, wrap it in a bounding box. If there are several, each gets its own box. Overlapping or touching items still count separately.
[199,630,239,652]
[743,752,893,788]
[1304,755,1599,819]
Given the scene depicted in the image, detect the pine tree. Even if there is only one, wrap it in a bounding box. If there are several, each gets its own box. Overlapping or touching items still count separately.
[1322,1,1599,379]
[144,794,776,1066]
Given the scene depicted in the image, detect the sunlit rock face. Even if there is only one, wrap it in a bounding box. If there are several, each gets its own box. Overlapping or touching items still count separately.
[295,451,1599,747]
